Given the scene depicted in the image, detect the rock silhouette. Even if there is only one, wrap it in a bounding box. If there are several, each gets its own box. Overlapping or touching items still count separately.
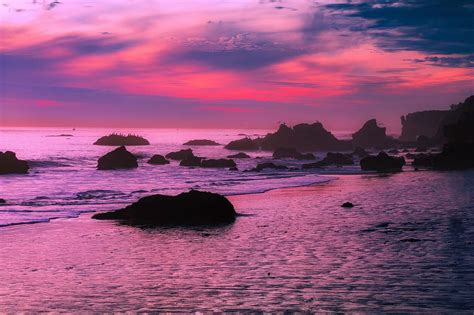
[303,152,353,169]
[92,190,236,226]
[227,152,251,159]
[250,162,288,172]
[341,202,354,208]
[180,156,203,167]
[165,149,195,160]
[0,198,6,204]
[400,110,448,142]
[97,146,138,170]
[147,155,170,165]
[225,137,260,151]
[352,119,393,149]
[0,151,29,175]
[272,148,315,160]
[360,152,405,172]
[94,133,150,146]
[180,158,236,168]
[183,139,220,146]
[352,147,369,158]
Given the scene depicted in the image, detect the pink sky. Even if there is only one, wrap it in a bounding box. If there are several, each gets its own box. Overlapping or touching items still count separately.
[1,0,473,133]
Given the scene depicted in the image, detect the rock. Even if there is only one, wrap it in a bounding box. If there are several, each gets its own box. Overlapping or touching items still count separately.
[229,166,238,171]
[399,110,449,142]
[430,142,474,170]
[180,156,203,167]
[225,137,260,151]
[412,154,434,167]
[341,202,354,208]
[360,152,406,172]
[183,139,220,146]
[97,146,138,170]
[272,148,315,160]
[352,119,394,149]
[92,190,236,226]
[94,133,150,146]
[227,152,251,159]
[201,159,236,168]
[166,149,195,160]
[0,198,6,204]
[0,151,29,174]
[147,155,170,165]
[352,146,369,158]
[250,162,288,172]
[303,152,353,169]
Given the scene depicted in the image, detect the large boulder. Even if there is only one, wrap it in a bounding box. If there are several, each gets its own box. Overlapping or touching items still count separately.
[303,152,353,169]
[94,133,150,146]
[360,152,405,172]
[147,155,170,165]
[165,149,195,160]
[272,148,315,160]
[227,152,251,159]
[183,139,220,146]
[201,159,236,168]
[92,190,236,226]
[352,119,393,149]
[97,146,138,170]
[0,151,29,175]
[180,156,203,167]
[225,137,260,151]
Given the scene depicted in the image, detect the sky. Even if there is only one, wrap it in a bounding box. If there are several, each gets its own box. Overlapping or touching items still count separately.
[1,0,473,133]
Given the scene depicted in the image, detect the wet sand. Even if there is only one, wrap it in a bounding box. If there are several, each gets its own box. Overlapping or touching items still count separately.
[0,172,473,312]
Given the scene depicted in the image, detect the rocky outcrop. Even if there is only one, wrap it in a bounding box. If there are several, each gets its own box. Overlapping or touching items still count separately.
[94,133,150,146]
[227,152,251,159]
[92,190,236,226]
[272,148,315,160]
[352,119,394,149]
[250,162,288,172]
[165,149,195,160]
[414,142,474,170]
[183,139,220,146]
[302,152,353,169]
[225,138,260,151]
[0,151,29,174]
[360,152,405,172]
[180,156,203,167]
[97,146,138,170]
[400,110,449,142]
[352,147,369,158]
[180,158,236,168]
[147,155,170,165]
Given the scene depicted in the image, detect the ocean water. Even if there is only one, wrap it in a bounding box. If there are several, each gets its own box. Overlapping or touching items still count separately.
[0,127,347,227]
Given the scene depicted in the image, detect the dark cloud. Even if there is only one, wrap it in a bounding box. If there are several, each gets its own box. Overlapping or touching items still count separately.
[322,0,474,67]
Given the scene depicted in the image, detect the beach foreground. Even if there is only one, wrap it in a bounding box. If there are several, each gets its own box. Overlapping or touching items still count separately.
[0,171,473,312]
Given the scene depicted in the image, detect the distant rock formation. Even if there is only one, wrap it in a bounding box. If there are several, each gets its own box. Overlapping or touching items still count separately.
[352,119,394,149]
[227,152,251,159]
[183,139,220,146]
[399,110,449,142]
[165,149,195,160]
[225,137,260,151]
[147,155,170,165]
[352,147,369,158]
[97,146,138,170]
[0,151,29,175]
[360,152,405,172]
[94,133,150,146]
[92,190,236,226]
[272,148,315,160]
[302,152,353,169]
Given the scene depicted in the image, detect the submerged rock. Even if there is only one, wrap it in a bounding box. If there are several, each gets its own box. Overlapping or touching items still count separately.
[0,151,29,175]
[360,152,405,172]
[147,155,170,165]
[272,148,315,160]
[92,190,236,225]
[341,202,354,208]
[94,133,150,146]
[302,152,353,169]
[227,152,251,159]
[183,139,220,146]
[225,137,260,151]
[165,149,195,160]
[250,162,288,172]
[97,146,138,170]
[201,159,236,168]
[0,198,6,204]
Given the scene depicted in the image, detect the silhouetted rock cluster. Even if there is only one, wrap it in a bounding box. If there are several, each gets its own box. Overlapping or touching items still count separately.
[0,151,29,175]
[250,162,288,172]
[92,190,236,226]
[227,152,251,159]
[97,146,138,170]
[180,157,236,168]
[400,110,449,142]
[165,149,195,160]
[352,119,394,149]
[147,155,169,165]
[272,148,315,160]
[94,133,150,146]
[360,152,405,172]
[303,152,353,169]
[225,137,260,151]
[183,139,220,146]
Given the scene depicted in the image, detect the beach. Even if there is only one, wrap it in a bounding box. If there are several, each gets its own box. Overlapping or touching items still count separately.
[1,171,473,312]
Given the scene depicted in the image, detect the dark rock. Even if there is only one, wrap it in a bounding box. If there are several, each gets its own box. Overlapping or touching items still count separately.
[360,152,406,172]
[147,155,170,165]
[250,162,288,172]
[303,152,353,169]
[94,133,150,146]
[399,110,449,142]
[183,139,220,146]
[225,137,260,151]
[92,190,236,226]
[412,154,433,167]
[388,149,399,154]
[272,147,315,160]
[0,151,29,174]
[341,202,354,208]
[227,152,251,159]
[352,119,394,149]
[97,146,138,170]
[229,166,238,171]
[166,149,195,160]
[201,159,236,168]
[352,146,369,158]
[0,198,6,204]
[179,156,203,167]
[428,142,474,170]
